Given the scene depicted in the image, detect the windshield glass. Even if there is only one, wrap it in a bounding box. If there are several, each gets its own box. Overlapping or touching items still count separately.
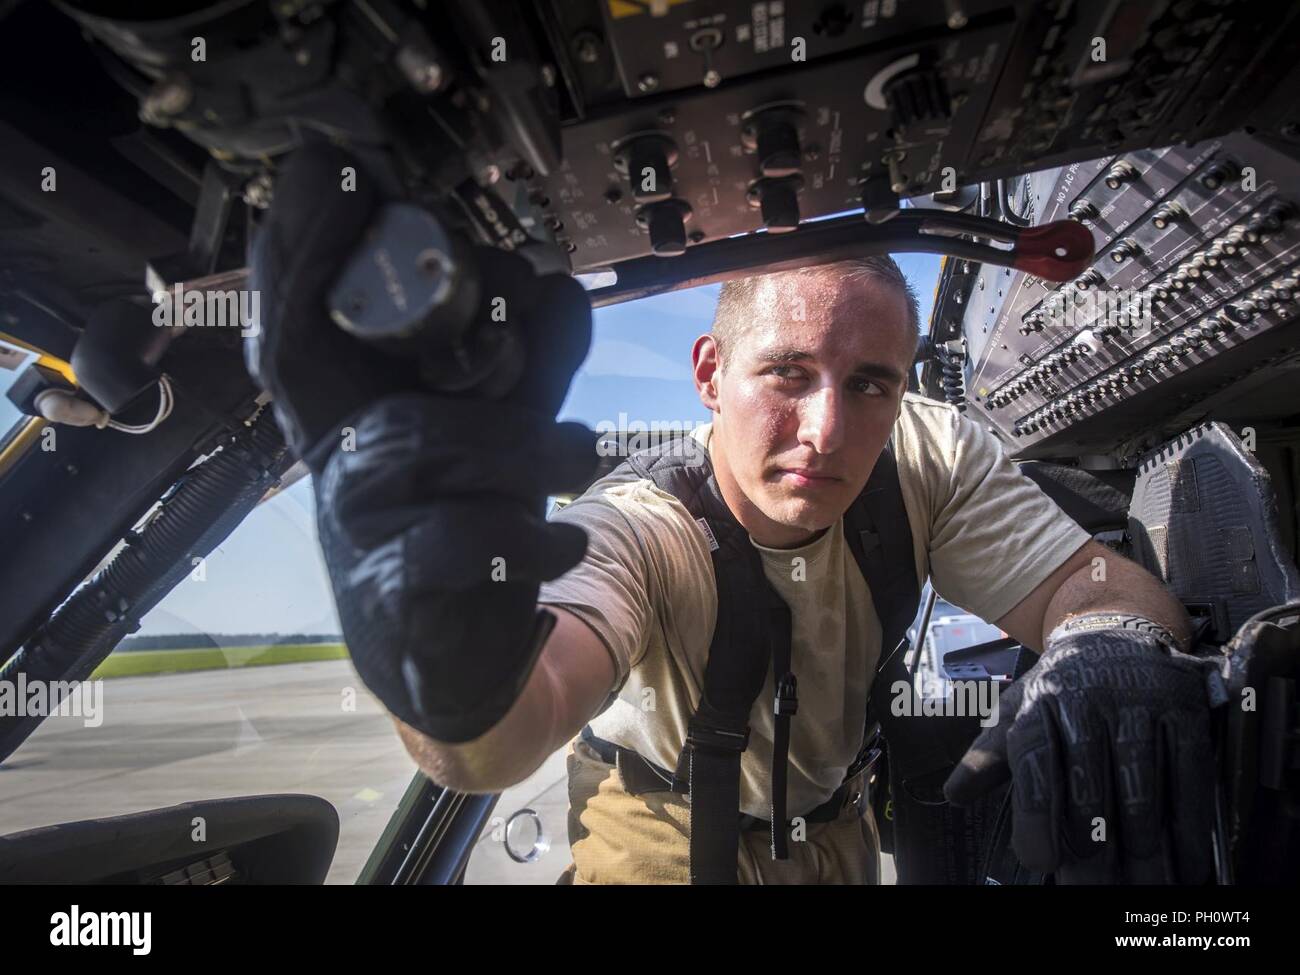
[0,338,34,449]
[0,471,418,883]
[1,255,943,885]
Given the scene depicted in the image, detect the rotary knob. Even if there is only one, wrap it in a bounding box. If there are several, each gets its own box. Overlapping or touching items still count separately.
[747,175,804,233]
[613,134,678,205]
[1200,159,1240,191]
[740,109,804,178]
[882,64,952,134]
[635,199,693,257]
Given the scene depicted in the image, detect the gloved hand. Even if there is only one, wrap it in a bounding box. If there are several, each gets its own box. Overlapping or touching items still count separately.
[245,142,410,475]
[246,142,600,743]
[944,614,1225,883]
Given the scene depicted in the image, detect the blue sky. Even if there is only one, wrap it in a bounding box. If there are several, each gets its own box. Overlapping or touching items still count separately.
[2,254,942,639]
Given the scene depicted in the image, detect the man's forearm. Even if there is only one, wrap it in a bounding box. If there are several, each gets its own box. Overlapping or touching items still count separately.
[1042,541,1192,649]
[393,653,563,793]
[391,608,618,793]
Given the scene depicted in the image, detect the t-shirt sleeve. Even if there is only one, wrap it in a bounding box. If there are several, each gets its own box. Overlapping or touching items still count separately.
[536,485,657,697]
[902,399,1092,623]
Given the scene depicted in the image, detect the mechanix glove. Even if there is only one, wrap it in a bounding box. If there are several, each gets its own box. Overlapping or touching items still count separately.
[246,143,599,744]
[944,614,1227,883]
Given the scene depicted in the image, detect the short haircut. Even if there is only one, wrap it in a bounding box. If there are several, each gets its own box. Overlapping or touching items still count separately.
[710,256,921,367]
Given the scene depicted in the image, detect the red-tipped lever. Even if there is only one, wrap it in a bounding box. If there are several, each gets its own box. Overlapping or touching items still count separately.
[906,211,1098,283]
[1009,220,1097,281]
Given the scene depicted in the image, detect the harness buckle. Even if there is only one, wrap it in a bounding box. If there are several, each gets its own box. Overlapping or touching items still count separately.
[774,672,799,717]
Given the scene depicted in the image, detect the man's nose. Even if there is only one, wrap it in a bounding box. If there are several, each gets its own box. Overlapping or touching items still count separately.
[797,383,844,454]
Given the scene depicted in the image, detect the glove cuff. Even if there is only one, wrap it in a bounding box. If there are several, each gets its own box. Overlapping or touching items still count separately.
[1048,612,1184,654]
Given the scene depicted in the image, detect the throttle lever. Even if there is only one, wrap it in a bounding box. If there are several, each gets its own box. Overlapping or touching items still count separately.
[901,210,1096,282]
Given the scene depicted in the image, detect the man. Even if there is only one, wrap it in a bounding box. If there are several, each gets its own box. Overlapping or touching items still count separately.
[249,145,1218,886]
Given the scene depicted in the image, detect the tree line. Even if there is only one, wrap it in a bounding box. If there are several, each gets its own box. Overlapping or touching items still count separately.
[116,632,343,652]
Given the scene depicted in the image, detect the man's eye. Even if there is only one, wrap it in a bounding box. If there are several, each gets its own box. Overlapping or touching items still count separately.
[769,365,802,381]
[851,378,885,396]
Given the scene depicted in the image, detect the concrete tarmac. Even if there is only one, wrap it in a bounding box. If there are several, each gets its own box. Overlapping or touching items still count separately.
[0,660,892,884]
[0,660,581,884]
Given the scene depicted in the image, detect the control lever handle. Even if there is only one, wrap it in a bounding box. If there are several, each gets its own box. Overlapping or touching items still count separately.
[325,201,525,398]
[901,210,1096,282]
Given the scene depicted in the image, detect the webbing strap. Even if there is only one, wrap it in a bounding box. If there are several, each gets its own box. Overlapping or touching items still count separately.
[769,594,796,860]
[846,444,920,681]
[622,435,917,884]
[845,444,931,780]
[683,700,752,884]
[628,442,771,884]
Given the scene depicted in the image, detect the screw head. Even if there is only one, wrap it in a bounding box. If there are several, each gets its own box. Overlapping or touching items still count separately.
[573,32,601,65]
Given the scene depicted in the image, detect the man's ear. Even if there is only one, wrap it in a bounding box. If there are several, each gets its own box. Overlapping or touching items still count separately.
[693,334,722,411]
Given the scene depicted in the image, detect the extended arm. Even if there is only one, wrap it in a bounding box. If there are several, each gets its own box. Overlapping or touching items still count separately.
[994,539,1191,652]
[393,605,615,793]
[947,537,1216,884]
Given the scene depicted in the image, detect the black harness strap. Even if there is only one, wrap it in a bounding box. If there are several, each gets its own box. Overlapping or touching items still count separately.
[769,592,796,860]
[627,441,774,884]
[840,444,949,879]
[620,435,917,884]
[848,443,920,680]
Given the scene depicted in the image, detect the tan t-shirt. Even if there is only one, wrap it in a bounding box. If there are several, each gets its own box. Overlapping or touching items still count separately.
[538,393,1090,819]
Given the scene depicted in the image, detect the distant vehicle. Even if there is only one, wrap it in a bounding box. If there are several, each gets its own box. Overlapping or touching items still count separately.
[906,591,1006,698]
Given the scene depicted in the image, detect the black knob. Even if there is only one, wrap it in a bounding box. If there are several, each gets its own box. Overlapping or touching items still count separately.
[636,199,692,256]
[882,64,952,133]
[614,135,678,205]
[742,112,803,178]
[1200,159,1239,190]
[760,177,802,232]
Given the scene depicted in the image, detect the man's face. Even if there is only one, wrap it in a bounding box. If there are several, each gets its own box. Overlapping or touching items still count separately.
[694,270,915,548]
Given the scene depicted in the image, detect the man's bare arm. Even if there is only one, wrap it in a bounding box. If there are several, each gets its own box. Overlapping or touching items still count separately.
[995,539,1192,653]
[393,606,616,793]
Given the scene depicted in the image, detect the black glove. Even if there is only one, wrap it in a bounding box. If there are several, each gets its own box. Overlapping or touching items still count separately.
[944,614,1225,883]
[245,142,410,474]
[246,143,599,743]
